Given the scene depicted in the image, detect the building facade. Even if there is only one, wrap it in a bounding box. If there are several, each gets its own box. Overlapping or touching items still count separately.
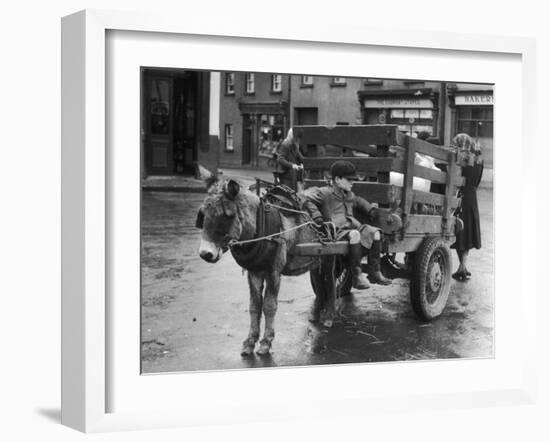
[140,68,220,177]
[357,78,494,166]
[219,72,290,168]
[358,79,446,141]
[139,68,494,176]
[290,75,364,156]
[446,83,494,167]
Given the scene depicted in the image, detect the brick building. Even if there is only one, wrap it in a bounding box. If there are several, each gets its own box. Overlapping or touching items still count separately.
[219,72,290,168]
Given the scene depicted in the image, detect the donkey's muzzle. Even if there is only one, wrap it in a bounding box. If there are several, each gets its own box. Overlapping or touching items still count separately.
[199,250,218,263]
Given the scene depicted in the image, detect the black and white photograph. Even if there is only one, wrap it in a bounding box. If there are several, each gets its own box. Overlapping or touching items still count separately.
[140,70,494,373]
[4,0,548,439]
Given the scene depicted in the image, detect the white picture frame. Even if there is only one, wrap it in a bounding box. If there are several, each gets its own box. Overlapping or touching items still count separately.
[61,9,537,433]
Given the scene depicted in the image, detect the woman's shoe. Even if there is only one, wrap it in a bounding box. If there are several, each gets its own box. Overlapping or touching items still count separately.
[452,271,468,282]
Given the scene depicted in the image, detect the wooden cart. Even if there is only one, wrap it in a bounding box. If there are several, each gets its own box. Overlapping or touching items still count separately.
[291,124,463,321]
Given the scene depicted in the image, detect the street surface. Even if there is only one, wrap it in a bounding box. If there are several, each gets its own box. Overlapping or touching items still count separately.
[141,177,494,373]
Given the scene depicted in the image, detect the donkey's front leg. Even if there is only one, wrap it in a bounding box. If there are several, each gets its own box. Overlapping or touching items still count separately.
[241,272,264,357]
[257,272,280,355]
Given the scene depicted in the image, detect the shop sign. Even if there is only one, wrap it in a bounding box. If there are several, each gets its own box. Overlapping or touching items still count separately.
[364,98,433,109]
[455,94,493,106]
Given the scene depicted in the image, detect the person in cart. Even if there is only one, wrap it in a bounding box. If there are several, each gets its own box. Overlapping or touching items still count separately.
[303,160,393,289]
[275,128,304,191]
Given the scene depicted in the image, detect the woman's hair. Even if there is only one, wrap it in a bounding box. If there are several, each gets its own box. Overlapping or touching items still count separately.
[452,133,482,165]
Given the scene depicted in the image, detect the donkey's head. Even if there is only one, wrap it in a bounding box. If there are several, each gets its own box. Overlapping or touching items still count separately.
[196,178,248,263]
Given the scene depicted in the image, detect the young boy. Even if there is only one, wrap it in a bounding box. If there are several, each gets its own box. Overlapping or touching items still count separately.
[303,160,392,289]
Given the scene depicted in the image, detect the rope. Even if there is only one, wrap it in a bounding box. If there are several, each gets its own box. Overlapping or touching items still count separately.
[228,220,315,248]
[266,203,310,216]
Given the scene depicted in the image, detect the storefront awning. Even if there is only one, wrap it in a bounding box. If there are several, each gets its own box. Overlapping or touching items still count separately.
[238,101,289,114]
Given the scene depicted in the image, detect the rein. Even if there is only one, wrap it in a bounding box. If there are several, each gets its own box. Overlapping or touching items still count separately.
[227,201,316,248]
[228,220,315,248]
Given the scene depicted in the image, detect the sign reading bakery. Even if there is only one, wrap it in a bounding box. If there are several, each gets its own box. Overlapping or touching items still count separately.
[455,94,493,106]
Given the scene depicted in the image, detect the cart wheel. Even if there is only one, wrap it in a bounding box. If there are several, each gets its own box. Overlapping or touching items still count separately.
[410,237,452,321]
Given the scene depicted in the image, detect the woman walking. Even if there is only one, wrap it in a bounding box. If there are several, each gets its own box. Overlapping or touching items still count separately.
[451,133,484,282]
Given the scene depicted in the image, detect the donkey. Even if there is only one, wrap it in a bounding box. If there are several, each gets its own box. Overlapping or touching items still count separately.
[197,176,336,356]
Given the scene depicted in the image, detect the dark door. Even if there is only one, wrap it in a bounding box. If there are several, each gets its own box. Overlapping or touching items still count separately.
[144,75,173,175]
[242,116,253,165]
[173,73,198,174]
[295,107,318,156]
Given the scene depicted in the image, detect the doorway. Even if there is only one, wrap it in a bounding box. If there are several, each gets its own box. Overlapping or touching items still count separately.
[242,116,254,165]
[294,107,318,156]
[142,69,198,175]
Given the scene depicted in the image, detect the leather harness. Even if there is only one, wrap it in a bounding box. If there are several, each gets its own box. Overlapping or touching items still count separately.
[230,185,302,272]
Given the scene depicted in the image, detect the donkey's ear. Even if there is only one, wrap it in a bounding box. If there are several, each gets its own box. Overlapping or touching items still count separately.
[204,175,218,191]
[197,163,218,190]
[195,207,205,229]
[225,179,240,200]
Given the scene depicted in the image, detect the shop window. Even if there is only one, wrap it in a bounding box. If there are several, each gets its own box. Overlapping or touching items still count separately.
[224,124,234,151]
[456,107,493,139]
[404,109,420,119]
[373,106,435,137]
[225,73,235,95]
[391,109,404,119]
[301,76,313,88]
[245,73,255,94]
[258,114,285,158]
[420,109,433,119]
[271,74,282,93]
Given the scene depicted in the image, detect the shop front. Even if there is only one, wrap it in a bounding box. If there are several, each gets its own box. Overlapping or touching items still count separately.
[448,89,494,167]
[238,102,288,167]
[359,89,440,138]
[141,68,219,177]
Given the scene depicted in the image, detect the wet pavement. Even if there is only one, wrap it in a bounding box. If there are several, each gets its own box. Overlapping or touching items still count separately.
[141,176,494,373]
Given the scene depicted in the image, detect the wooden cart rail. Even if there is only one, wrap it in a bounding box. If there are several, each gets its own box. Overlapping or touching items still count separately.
[294,124,462,239]
[302,157,462,191]
[293,124,453,162]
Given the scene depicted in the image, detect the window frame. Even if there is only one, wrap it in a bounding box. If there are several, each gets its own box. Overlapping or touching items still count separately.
[455,106,494,139]
[364,78,383,86]
[244,72,255,95]
[300,75,314,88]
[224,124,234,152]
[271,74,282,93]
[225,72,235,95]
[330,77,347,87]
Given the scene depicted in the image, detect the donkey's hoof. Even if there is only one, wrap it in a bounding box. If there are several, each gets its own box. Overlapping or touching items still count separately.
[256,342,271,356]
[241,339,256,357]
[241,345,255,357]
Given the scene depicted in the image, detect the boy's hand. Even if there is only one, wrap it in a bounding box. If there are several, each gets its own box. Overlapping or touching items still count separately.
[313,217,324,227]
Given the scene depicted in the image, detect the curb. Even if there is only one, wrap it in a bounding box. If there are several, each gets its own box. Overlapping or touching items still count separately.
[142,186,206,193]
